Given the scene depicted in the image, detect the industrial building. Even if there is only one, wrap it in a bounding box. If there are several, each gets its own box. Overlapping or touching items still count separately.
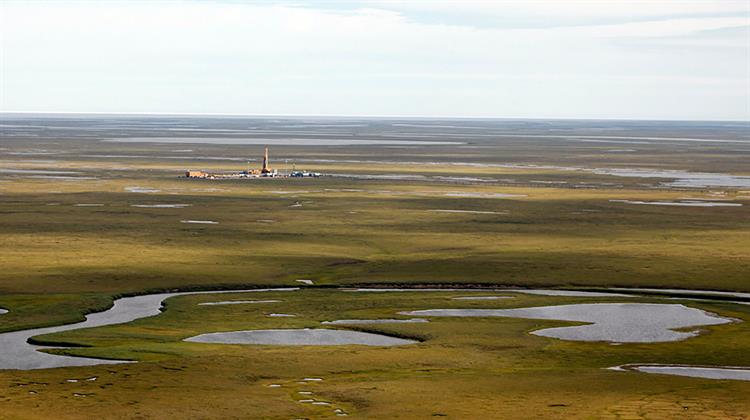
[185,147,319,179]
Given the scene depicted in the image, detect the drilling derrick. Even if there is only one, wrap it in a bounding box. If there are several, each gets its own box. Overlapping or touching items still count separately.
[261,146,272,174]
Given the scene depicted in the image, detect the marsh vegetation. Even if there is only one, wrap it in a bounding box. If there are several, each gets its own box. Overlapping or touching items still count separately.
[1,115,748,418]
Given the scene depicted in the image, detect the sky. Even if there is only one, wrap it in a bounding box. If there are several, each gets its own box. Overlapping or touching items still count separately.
[1,1,748,120]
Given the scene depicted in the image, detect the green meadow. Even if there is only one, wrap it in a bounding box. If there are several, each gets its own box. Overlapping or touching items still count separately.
[1,120,749,418]
[3,290,750,419]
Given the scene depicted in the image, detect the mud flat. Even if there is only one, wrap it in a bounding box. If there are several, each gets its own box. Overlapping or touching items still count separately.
[428,210,508,215]
[185,328,417,346]
[401,303,733,343]
[612,364,750,381]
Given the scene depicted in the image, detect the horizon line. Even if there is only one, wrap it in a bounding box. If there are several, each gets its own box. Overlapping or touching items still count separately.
[1,110,748,123]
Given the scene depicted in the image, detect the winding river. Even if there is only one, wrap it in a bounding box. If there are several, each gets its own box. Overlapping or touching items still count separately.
[0,286,747,371]
[0,288,298,370]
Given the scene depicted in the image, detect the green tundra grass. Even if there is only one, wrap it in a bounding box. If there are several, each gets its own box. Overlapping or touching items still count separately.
[1,174,747,294]
[2,290,750,419]
[1,118,749,418]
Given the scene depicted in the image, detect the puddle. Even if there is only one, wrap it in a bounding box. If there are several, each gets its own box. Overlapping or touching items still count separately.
[612,364,750,381]
[428,210,508,215]
[296,279,314,285]
[452,296,513,300]
[530,180,568,184]
[444,192,526,198]
[401,303,733,343]
[191,188,226,192]
[0,288,299,370]
[181,220,218,224]
[322,318,429,325]
[125,186,161,193]
[198,300,281,306]
[0,308,7,315]
[610,200,742,207]
[434,176,498,183]
[27,176,98,181]
[132,204,192,208]
[184,328,417,346]
[267,313,296,317]
[74,204,104,207]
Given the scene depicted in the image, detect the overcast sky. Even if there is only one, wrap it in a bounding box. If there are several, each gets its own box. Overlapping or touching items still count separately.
[1,1,748,120]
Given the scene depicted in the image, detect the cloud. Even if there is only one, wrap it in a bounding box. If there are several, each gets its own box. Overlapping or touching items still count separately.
[1,1,748,119]
[311,0,749,28]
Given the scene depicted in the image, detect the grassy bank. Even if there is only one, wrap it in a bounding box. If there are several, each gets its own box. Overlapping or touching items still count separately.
[1,289,749,419]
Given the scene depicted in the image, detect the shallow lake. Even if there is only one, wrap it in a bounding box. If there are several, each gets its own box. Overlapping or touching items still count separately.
[401,303,733,343]
[106,137,463,146]
[185,328,417,346]
[592,168,750,189]
[613,364,750,381]
[610,199,742,207]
